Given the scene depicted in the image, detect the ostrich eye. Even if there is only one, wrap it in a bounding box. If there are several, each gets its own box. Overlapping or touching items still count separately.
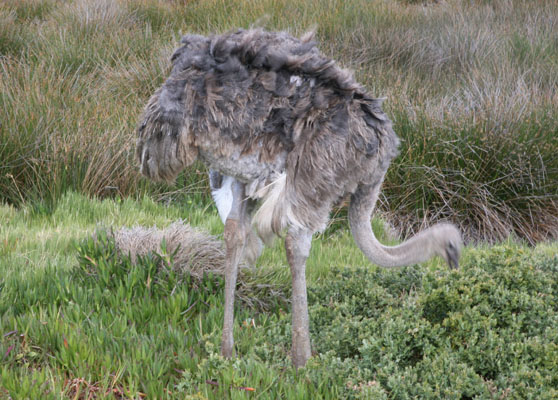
[448,242,455,250]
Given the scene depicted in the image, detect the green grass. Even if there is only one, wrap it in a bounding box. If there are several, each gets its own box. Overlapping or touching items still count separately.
[1,0,557,243]
[0,192,378,398]
[1,193,558,398]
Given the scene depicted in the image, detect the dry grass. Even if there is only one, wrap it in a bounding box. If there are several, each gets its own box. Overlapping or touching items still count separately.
[109,221,226,276]
[106,222,289,311]
[1,0,556,243]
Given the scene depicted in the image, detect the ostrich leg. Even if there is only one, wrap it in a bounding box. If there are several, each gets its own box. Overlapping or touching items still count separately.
[220,180,247,358]
[243,199,263,266]
[285,228,313,368]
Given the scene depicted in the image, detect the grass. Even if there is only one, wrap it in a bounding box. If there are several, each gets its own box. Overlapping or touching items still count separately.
[1,192,558,398]
[0,0,557,243]
[0,192,373,398]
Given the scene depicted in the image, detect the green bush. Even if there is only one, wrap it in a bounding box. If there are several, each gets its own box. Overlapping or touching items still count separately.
[304,245,558,398]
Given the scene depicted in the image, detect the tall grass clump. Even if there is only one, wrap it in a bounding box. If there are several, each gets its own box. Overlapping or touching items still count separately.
[1,0,557,243]
[307,0,558,243]
[0,0,203,207]
[0,58,140,205]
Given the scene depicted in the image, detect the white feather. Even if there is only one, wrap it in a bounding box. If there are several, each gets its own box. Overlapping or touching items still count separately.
[212,176,235,223]
[290,75,303,87]
[252,173,304,244]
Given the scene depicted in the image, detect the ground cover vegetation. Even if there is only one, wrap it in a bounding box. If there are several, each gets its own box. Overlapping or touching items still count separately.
[2,0,558,398]
[1,193,558,398]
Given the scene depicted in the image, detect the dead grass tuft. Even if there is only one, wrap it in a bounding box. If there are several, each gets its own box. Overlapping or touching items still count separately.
[107,221,288,311]
[109,221,226,277]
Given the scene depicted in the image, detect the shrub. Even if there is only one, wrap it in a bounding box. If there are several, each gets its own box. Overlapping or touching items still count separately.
[305,245,558,398]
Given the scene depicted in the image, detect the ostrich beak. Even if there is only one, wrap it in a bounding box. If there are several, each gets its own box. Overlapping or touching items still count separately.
[446,248,460,270]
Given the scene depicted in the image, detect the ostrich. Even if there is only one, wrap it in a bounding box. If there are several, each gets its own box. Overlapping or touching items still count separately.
[136,29,462,368]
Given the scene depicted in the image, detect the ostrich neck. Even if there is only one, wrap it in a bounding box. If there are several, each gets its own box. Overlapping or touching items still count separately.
[352,219,438,268]
[348,182,441,268]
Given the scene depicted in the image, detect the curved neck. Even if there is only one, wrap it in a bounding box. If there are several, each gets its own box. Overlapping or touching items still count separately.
[348,182,438,268]
[350,219,438,268]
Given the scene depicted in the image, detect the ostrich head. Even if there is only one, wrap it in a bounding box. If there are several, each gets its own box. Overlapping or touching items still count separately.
[430,223,463,269]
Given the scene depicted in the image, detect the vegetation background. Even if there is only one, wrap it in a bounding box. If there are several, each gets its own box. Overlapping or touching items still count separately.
[1,0,557,398]
[1,0,557,243]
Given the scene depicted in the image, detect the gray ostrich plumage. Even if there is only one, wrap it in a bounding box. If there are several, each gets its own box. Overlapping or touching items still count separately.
[136,29,398,235]
[136,29,462,367]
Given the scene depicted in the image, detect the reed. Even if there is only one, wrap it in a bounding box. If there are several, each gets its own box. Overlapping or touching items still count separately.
[1,0,556,242]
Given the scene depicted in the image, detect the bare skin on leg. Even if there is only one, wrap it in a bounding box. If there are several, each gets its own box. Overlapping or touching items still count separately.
[220,181,247,358]
[285,228,313,368]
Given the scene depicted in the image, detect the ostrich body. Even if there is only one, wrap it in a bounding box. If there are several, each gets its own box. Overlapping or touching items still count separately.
[136,29,462,368]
